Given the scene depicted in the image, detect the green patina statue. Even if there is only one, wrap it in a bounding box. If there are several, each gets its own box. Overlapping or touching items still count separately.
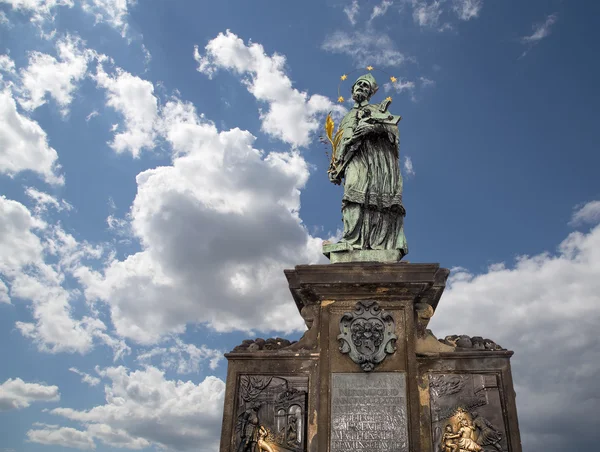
[325,73,408,263]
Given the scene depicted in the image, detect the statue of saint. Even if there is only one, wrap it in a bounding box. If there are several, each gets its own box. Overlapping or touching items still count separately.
[236,403,261,452]
[327,73,408,256]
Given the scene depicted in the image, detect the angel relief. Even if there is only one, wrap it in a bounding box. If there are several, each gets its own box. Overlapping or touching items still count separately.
[439,408,505,452]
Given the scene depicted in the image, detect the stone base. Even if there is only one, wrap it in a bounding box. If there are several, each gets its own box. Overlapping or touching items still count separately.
[218,262,522,452]
[323,241,405,263]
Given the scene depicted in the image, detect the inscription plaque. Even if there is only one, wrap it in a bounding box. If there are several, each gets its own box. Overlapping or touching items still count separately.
[330,373,408,452]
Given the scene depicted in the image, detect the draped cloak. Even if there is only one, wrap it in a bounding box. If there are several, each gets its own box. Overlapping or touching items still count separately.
[332,100,408,254]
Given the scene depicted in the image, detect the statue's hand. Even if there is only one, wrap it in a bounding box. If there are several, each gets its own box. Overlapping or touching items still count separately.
[353,121,374,138]
[328,166,342,185]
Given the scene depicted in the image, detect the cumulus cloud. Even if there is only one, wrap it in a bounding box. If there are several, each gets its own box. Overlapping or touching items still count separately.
[344,0,360,25]
[0,88,64,184]
[50,366,225,451]
[69,368,101,387]
[18,35,93,115]
[430,212,600,452]
[136,338,223,374]
[195,30,343,148]
[322,29,409,68]
[0,196,116,354]
[94,65,158,157]
[25,187,73,214]
[75,97,324,343]
[27,426,95,450]
[0,0,74,24]
[0,377,59,411]
[82,0,134,37]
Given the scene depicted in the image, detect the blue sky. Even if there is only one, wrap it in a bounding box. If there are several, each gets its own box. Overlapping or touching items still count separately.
[0,0,599,451]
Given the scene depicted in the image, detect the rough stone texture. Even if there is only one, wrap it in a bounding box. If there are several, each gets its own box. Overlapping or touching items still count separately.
[218,263,522,452]
[231,337,297,353]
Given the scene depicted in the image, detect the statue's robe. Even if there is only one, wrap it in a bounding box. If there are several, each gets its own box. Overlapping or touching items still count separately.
[333,100,408,254]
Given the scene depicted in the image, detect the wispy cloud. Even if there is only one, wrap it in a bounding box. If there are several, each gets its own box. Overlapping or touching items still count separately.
[452,0,483,21]
[322,30,409,67]
[520,13,558,57]
[404,156,415,176]
[370,0,394,22]
[522,13,558,43]
[412,0,443,28]
[344,0,360,26]
[85,110,99,122]
[570,201,600,227]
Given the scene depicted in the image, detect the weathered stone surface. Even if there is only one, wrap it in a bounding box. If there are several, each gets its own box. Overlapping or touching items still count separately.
[337,300,397,372]
[439,335,505,351]
[231,337,297,353]
[219,263,522,452]
[330,372,409,452]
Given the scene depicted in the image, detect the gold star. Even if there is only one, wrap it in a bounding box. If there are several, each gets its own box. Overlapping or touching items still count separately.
[340,74,347,81]
[366,65,374,71]
[338,96,345,103]
[390,76,397,83]
[385,96,393,102]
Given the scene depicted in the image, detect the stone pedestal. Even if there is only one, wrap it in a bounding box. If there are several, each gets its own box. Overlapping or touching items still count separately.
[218,263,522,452]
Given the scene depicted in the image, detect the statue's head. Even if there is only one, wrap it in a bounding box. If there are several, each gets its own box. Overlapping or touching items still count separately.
[352,73,378,103]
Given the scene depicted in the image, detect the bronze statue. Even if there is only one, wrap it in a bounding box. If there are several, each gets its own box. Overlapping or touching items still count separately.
[472,412,504,451]
[237,403,261,452]
[327,73,408,257]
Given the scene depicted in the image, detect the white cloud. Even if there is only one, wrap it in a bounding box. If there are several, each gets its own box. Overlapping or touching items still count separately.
[0,0,74,24]
[0,88,64,185]
[82,0,134,37]
[322,29,409,68]
[195,30,343,148]
[344,0,360,25]
[403,156,415,176]
[51,366,225,451]
[385,78,416,93]
[452,0,482,21]
[370,0,393,21]
[69,368,101,387]
[75,97,324,343]
[25,187,73,214]
[412,0,443,28]
[522,13,558,44]
[0,10,10,25]
[27,426,95,450]
[0,196,113,354]
[430,216,600,451]
[420,76,435,87]
[570,200,600,226]
[136,338,223,374]
[94,65,158,157]
[85,110,99,121]
[18,35,92,115]
[0,377,59,411]
[0,278,9,303]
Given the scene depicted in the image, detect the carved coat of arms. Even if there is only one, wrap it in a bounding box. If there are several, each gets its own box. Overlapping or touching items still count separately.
[337,300,397,371]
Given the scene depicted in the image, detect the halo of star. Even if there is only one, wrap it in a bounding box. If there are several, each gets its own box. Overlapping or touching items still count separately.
[337,66,401,104]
